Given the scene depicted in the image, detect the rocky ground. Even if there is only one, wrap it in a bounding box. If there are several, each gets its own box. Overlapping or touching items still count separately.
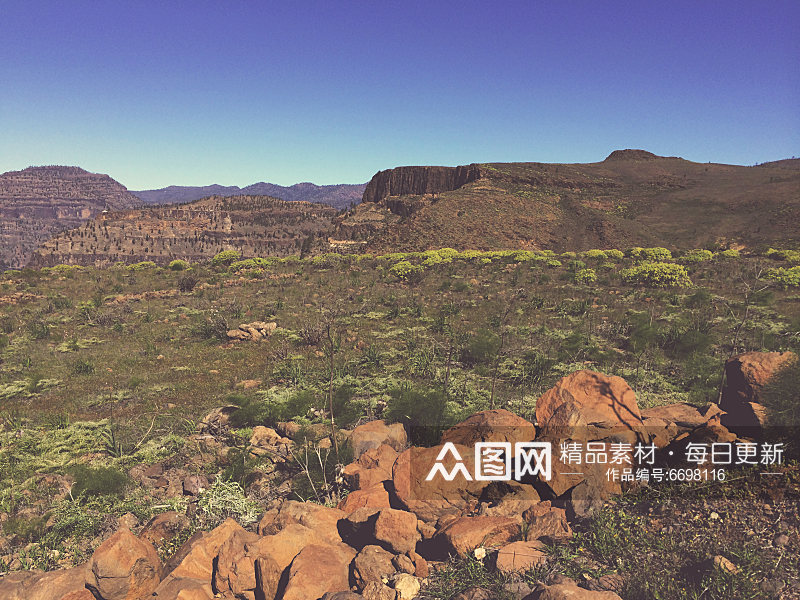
[0,352,797,600]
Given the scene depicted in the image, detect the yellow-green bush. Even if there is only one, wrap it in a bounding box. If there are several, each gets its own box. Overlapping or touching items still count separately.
[765,248,800,263]
[628,247,673,261]
[211,250,241,267]
[230,257,276,271]
[680,249,714,263]
[621,262,692,287]
[605,249,624,260]
[575,268,598,284]
[389,260,424,281]
[764,266,800,288]
[168,259,190,271]
[582,249,608,260]
[126,261,157,271]
[718,248,740,259]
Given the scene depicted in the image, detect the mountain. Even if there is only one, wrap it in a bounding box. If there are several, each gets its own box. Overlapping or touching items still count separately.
[0,166,142,269]
[336,150,800,252]
[132,181,366,210]
[28,195,338,268]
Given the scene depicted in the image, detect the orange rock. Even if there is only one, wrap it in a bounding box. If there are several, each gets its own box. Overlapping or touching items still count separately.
[431,516,520,558]
[281,543,356,600]
[342,443,398,490]
[536,370,642,429]
[338,481,393,514]
[85,528,162,600]
[257,500,345,544]
[495,540,547,574]
[349,420,407,459]
[441,409,536,447]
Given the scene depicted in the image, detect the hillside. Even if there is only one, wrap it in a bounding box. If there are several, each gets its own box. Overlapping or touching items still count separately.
[0,166,142,269]
[338,150,800,252]
[28,195,338,267]
[132,181,366,210]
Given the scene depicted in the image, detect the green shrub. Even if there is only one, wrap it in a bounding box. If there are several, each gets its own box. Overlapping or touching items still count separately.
[126,261,157,271]
[229,257,276,271]
[168,259,189,271]
[384,384,452,446]
[69,465,129,498]
[761,357,800,457]
[765,248,800,263]
[574,268,598,284]
[211,250,241,267]
[546,259,562,268]
[628,247,673,261]
[764,266,800,288]
[197,476,259,526]
[567,259,586,272]
[680,249,714,263]
[605,249,624,260]
[621,262,692,288]
[718,248,740,259]
[177,273,199,292]
[72,359,95,375]
[581,249,608,260]
[460,329,500,366]
[389,260,424,281]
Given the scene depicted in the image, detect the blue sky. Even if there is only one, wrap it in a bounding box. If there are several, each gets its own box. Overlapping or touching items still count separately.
[1,1,798,188]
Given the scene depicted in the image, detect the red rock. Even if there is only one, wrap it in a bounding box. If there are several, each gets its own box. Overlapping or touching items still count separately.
[139,511,190,547]
[342,443,399,490]
[257,499,345,544]
[722,351,797,407]
[441,409,536,447]
[352,545,396,590]
[339,507,421,554]
[164,519,245,581]
[431,516,520,558]
[536,370,642,429]
[350,420,407,459]
[281,543,356,600]
[0,566,89,600]
[495,540,547,574]
[392,444,487,523]
[338,482,393,514]
[211,526,261,599]
[407,550,429,578]
[151,577,214,599]
[522,501,572,541]
[536,583,623,599]
[85,528,162,600]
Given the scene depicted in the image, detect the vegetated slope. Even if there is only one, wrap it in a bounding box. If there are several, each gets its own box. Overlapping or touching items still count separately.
[132,181,367,210]
[339,150,800,253]
[0,166,142,269]
[28,195,338,267]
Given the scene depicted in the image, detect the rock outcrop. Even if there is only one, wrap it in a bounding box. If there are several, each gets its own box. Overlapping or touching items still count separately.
[362,165,482,207]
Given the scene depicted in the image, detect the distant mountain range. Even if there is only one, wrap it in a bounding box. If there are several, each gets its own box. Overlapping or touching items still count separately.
[131,181,366,210]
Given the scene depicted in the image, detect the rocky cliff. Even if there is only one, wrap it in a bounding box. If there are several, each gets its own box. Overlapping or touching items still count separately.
[361,164,482,207]
[28,195,338,268]
[0,166,142,269]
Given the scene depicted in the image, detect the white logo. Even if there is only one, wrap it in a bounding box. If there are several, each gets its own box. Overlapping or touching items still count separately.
[425,441,552,482]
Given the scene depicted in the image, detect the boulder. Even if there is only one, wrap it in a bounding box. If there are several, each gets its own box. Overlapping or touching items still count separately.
[151,577,214,599]
[536,370,642,430]
[139,511,191,547]
[182,474,209,496]
[342,444,399,490]
[211,526,262,599]
[522,502,572,542]
[441,409,536,447]
[281,543,356,600]
[339,507,421,554]
[392,444,487,523]
[352,545,396,590]
[338,481,393,514]
[350,420,407,459]
[451,587,493,600]
[392,573,421,600]
[85,528,161,600]
[430,515,519,558]
[0,566,89,600]
[361,582,397,600]
[163,518,245,582]
[407,550,429,578]
[495,540,547,574]
[721,351,796,406]
[249,426,282,447]
[258,500,345,544]
[322,593,366,600]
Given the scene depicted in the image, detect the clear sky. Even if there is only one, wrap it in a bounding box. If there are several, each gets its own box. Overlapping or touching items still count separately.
[1,1,798,189]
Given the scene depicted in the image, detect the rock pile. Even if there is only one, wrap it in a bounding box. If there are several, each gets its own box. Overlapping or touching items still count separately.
[1,361,784,600]
[226,321,278,341]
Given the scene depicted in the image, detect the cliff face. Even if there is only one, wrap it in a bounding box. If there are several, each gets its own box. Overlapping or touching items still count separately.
[362,164,482,206]
[0,166,141,269]
[28,195,338,268]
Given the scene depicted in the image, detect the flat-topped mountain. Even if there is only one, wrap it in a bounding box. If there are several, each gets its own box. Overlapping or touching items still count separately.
[132,181,366,210]
[337,151,800,252]
[0,166,142,269]
[28,195,338,268]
